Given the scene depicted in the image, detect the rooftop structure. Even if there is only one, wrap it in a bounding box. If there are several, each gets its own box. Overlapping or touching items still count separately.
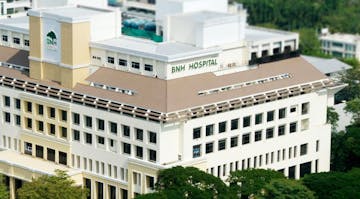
[0,1,345,199]
[302,55,351,77]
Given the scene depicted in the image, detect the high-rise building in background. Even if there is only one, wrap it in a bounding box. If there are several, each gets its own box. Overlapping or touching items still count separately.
[0,0,345,198]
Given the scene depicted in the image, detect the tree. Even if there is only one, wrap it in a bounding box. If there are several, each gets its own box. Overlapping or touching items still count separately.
[335,59,360,103]
[0,175,9,199]
[327,107,339,131]
[302,168,360,199]
[228,169,284,199]
[298,28,326,57]
[344,98,360,126]
[137,166,235,199]
[17,170,88,199]
[256,179,315,199]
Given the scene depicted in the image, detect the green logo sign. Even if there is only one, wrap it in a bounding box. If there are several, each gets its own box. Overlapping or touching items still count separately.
[46,31,57,50]
[171,58,218,74]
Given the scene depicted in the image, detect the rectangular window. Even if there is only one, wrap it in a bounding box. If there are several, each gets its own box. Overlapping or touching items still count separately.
[24,142,32,155]
[206,142,214,154]
[290,106,297,113]
[13,37,20,44]
[218,139,226,151]
[48,107,56,118]
[300,144,308,156]
[255,130,262,142]
[290,122,297,133]
[278,125,286,136]
[4,96,10,107]
[278,108,286,119]
[144,64,153,72]
[85,116,92,128]
[15,98,21,109]
[148,131,157,144]
[73,130,80,141]
[301,102,309,115]
[85,133,92,144]
[61,110,67,121]
[110,122,117,134]
[267,110,275,122]
[122,125,130,137]
[24,39,30,46]
[255,113,263,125]
[97,119,105,131]
[97,136,105,145]
[48,123,55,135]
[36,145,44,158]
[131,62,140,69]
[72,113,80,125]
[107,57,115,64]
[15,115,21,126]
[136,128,143,141]
[193,127,201,139]
[206,124,214,136]
[136,146,143,158]
[266,127,274,139]
[242,133,250,145]
[37,121,44,132]
[123,143,131,154]
[118,59,127,66]
[231,136,238,147]
[26,101,32,112]
[59,151,67,165]
[26,118,32,129]
[37,104,43,115]
[193,145,201,158]
[316,140,320,152]
[243,116,251,127]
[149,149,156,162]
[2,35,8,42]
[218,121,226,133]
[231,119,239,130]
[47,148,55,162]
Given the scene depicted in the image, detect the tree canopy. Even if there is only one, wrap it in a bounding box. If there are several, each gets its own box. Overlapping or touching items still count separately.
[0,175,9,199]
[17,170,88,199]
[345,98,360,126]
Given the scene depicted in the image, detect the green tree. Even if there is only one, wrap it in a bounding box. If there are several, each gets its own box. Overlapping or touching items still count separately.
[327,107,339,132]
[302,168,360,199]
[17,170,88,199]
[256,179,315,199]
[297,28,327,57]
[137,166,235,199]
[0,175,9,199]
[228,169,284,199]
[335,59,360,103]
[345,98,360,126]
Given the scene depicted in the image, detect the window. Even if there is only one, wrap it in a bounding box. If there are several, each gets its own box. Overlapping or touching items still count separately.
[267,110,275,122]
[37,121,44,132]
[61,110,67,121]
[37,104,44,115]
[4,96,10,107]
[218,121,226,133]
[3,112,10,123]
[242,133,250,145]
[243,116,251,127]
[49,107,56,118]
[85,133,92,144]
[278,125,286,136]
[136,146,143,158]
[15,115,21,126]
[118,59,127,66]
[97,136,105,145]
[26,101,32,112]
[107,57,114,64]
[73,130,80,141]
[2,35,8,42]
[24,142,32,155]
[144,64,153,72]
[122,125,130,137]
[218,139,226,151]
[131,62,140,69]
[123,143,131,154]
[15,98,21,109]
[47,148,55,162]
[149,149,156,162]
[136,128,143,141]
[24,39,30,46]
[316,140,320,152]
[13,37,20,44]
[290,122,297,133]
[26,118,32,129]
[206,142,214,154]
[97,119,104,131]
[59,151,67,165]
[231,119,239,130]
[110,122,117,134]
[231,136,238,147]
[255,130,262,142]
[36,145,43,158]
[278,108,286,119]
[290,106,297,113]
[266,127,274,139]
[49,123,55,135]
[149,131,157,144]
[300,144,308,156]
[193,145,201,158]
[301,102,309,115]
[206,124,214,136]
[146,176,155,190]
[85,116,92,128]
[193,127,201,139]
[255,113,263,125]
[72,113,80,125]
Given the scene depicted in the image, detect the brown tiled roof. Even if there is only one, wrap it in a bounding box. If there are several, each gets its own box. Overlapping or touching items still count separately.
[0,46,29,67]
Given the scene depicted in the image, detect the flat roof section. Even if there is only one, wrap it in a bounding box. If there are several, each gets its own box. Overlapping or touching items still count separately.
[0,16,29,34]
[245,26,297,42]
[302,55,351,75]
[91,36,221,62]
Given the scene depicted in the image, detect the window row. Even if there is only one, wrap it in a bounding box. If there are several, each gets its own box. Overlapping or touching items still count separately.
[105,56,153,72]
[24,142,68,165]
[1,35,29,46]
